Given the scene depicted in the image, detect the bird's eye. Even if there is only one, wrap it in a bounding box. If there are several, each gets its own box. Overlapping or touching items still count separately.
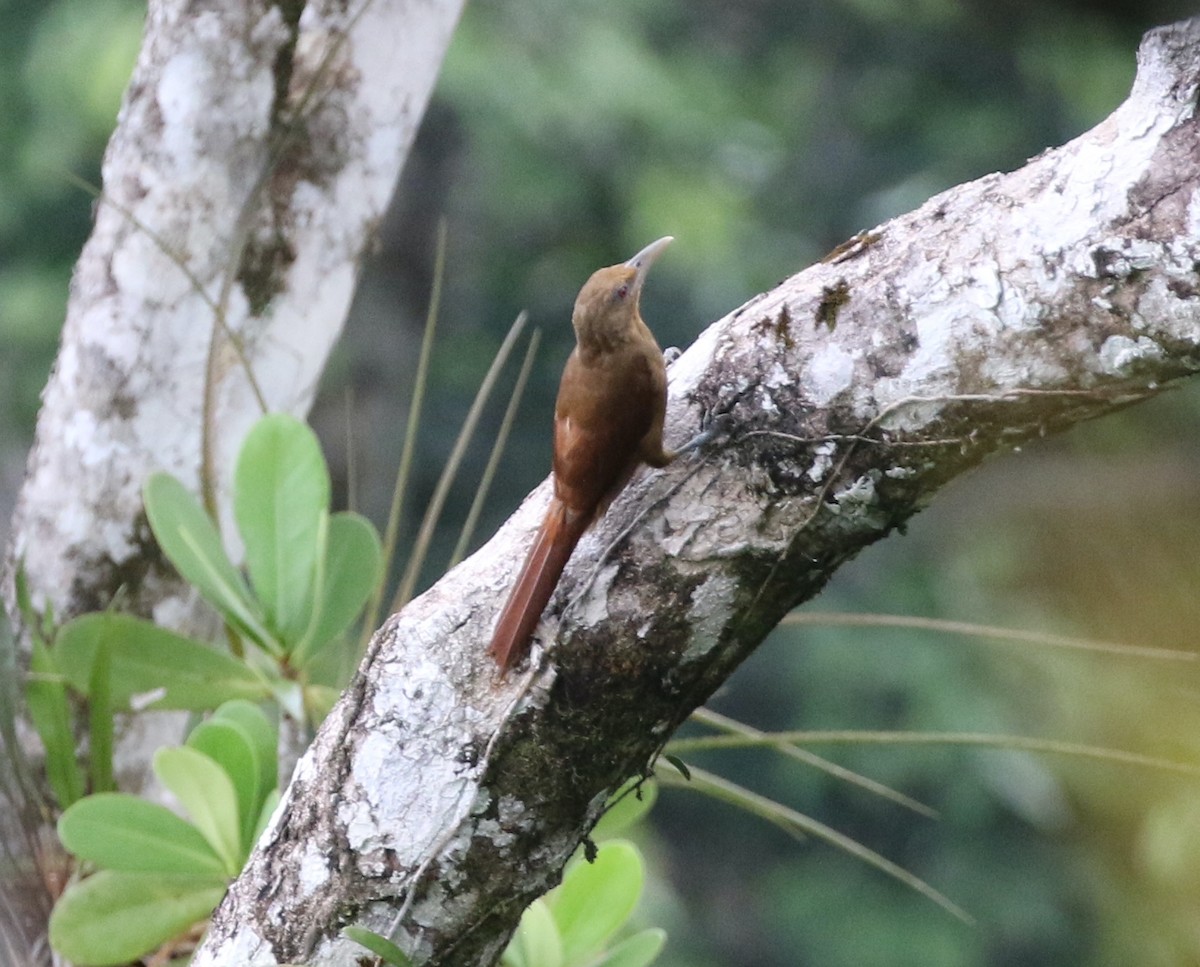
[614,283,629,301]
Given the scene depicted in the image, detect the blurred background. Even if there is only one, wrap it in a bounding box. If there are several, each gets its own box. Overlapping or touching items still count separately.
[3,0,1200,964]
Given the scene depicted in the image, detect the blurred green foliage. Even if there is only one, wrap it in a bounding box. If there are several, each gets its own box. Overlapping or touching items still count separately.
[3,0,1200,965]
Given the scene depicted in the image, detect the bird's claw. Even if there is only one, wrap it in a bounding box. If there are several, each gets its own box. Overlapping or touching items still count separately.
[697,406,736,445]
[677,400,736,455]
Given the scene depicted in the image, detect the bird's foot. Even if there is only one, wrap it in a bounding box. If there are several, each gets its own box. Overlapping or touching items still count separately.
[677,399,737,455]
[663,346,682,365]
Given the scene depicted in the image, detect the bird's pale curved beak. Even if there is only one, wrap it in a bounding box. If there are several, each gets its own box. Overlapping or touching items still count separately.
[624,236,674,295]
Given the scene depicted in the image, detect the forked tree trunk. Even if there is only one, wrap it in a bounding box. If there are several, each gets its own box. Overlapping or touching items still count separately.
[190,18,1200,967]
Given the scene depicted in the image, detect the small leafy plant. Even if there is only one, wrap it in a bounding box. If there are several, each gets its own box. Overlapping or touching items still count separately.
[24,413,382,816]
[143,412,383,721]
[48,700,280,966]
[23,414,382,964]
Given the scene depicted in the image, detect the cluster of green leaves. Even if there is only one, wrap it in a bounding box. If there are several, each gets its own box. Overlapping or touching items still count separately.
[501,840,665,967]
[24,414,382,812]
[19,413,381,963]
[144,413,382,719]
[49,700,279,966]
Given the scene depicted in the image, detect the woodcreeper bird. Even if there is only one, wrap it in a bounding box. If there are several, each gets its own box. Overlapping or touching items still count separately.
[489,236,711,673]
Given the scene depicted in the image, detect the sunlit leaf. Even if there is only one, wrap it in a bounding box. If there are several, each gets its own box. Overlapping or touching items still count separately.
[548,840,643,965]
[49,870,225,967]
[143,473,275,650]
[292,511,382,668]
[26,640,84,808]
[593,779,657,839]
[54,613,267,710]
[234,414,330,645]
[58,794,225,877]
[594,928,667,967]
[153,746,243,875]
[342,926,413,966]
[503,897,562,967]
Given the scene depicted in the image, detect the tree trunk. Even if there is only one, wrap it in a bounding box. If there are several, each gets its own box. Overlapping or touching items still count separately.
[3,0,465,636]
[0,0,464,960]
[191,17,1200,967]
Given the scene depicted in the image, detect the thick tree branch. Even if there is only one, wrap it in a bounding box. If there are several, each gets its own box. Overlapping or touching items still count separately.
[201,17,1199,967]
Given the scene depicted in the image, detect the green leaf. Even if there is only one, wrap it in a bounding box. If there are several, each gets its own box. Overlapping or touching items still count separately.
[187,701,277,853]
[211,700,278,797]
[86,640,114,793]
[234,414,330,645]
[153,746,243,875]
[143,472,276,650]
[54,613,267,710]
[58,793,227,876]
[549,841,644,965]
[186,719,260,855]
[14,559,56,644]
[593,929,666,967]
[26,640,85,808]
[342,926,413,966]
[593,779,657,840]
[662,755,691,781]
[292,511,383,667]
[49,870,225,967]
[504,898,562,967]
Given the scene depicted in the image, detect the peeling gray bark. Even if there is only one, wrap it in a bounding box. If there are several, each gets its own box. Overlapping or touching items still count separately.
[193,17,1200,967]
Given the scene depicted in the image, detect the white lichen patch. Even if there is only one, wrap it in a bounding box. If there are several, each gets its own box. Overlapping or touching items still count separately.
[885,300,961,396]
[807,440,837,482]
[577,562,620,628]
[978,352,1069,390]
[188,925,270,967]
[1188,188,1200,241]
[831,474,877,512]
[1098,334,1163,375]
[1140,273,1200,342]
[298,841,332,897]
[342,723,472,864]
[683,573,738,661]
[474,816,517,848]
[804,343,857,406]
[657,480,717,555]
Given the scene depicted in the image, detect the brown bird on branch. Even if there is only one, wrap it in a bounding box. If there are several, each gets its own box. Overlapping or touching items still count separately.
[489,236,714,673]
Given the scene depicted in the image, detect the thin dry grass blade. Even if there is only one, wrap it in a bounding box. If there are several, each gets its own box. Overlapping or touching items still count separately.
[362,221,447,641]
[785,611,1195,662]
[391,310,530,611]
[669,730,1200,778]
[687,707,937,818]
[660,764,973,923]
[448,328,541,569]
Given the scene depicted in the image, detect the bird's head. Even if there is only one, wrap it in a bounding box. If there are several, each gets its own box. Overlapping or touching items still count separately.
[572,236,673,352]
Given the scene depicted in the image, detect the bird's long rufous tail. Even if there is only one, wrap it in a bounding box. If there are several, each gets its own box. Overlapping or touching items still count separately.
[489,498,590,672]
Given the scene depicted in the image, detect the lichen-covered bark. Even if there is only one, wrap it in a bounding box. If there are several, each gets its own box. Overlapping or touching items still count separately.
[3,0,466,635]
[194,18,1200,967]
[0,1,465,959]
